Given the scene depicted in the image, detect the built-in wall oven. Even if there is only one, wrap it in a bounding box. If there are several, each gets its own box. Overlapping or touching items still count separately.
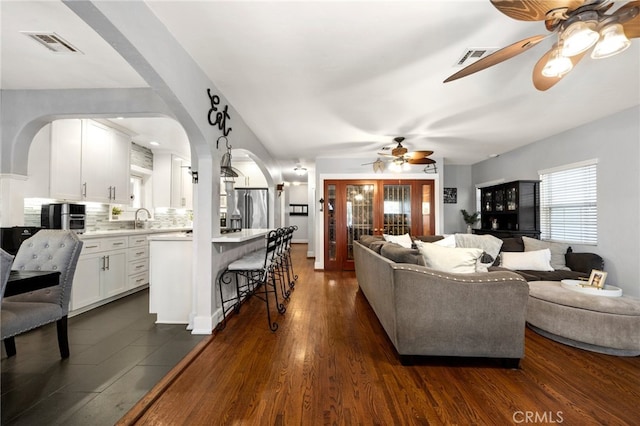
[41,203,86,234]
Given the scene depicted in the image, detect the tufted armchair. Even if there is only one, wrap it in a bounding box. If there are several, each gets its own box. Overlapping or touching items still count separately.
[1,230,83,358]
[1,248,14,298]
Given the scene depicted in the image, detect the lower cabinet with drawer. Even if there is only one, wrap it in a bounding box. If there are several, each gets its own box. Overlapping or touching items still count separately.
[128,235,150,290]
[71,236,129,312]
[71,230,186,315]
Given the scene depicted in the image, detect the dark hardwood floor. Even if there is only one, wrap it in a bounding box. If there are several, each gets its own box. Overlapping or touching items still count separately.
[120,244,640,426]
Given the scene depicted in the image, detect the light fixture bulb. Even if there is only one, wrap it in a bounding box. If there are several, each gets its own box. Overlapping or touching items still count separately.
[542,46,573,77]
[561,21,599,56]
[294,166,307,176]
[591,23,631,59]
[402,162,410,171]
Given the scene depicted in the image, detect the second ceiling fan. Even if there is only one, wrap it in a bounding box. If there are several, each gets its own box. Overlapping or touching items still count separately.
[444,0,640,90]
[364,137,436,172]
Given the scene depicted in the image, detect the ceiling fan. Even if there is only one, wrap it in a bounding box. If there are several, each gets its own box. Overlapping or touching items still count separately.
[444,0,640,90]
[362,137,437,173]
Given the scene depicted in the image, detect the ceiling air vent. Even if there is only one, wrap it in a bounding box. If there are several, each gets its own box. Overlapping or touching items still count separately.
[22,32,82,54]
[454,48,497,67]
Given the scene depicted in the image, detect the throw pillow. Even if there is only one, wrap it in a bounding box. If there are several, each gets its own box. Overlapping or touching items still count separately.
[415,240,484,274]
[501,249,554,271]
[454,233,503,272]
[383,233,413,249]
[522,236,570,271]
[433,234,456,247]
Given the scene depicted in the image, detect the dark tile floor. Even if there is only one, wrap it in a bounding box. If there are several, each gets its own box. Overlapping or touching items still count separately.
[1,289,205,425]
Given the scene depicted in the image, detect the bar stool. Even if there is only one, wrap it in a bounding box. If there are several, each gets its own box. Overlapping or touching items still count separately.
[272,228,291,301]
[217,229,286,332]
[284,226,298,289]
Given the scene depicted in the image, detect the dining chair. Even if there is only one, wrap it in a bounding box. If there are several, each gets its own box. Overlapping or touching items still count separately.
[1,230,83,358]
[1,248,14,298]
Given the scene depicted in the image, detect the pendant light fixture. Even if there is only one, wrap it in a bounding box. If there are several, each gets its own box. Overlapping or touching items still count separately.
[217,136,238,180]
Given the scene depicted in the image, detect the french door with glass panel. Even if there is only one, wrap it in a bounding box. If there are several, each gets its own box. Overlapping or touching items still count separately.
[324,179,435,271]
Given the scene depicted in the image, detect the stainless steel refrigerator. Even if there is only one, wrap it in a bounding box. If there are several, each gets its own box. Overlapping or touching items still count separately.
[234,188,269,229]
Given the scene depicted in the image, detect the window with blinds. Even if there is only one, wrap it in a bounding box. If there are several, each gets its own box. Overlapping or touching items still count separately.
[539,160,597,244]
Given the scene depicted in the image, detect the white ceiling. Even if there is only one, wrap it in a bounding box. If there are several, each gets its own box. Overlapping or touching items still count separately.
[2,1,639,175]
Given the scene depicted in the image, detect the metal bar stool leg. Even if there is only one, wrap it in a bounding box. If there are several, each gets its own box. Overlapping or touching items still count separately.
[216,268,241,330]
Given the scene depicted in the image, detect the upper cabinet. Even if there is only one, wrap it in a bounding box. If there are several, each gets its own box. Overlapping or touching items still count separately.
[152,153,193,209]
[50,119,83,200]
[81,121,131,204]
[41,119,131,203]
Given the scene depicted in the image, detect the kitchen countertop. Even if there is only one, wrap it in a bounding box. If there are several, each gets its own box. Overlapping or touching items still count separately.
[147,232,193,241]
[146,228,271,243]
[80,228,192,239]
[211,228,270,243]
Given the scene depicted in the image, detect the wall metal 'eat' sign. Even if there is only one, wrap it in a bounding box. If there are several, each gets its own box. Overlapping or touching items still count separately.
[207,89,232,137]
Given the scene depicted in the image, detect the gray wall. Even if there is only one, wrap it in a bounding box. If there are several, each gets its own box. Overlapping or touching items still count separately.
[442,164,473,234]
[473,106,640,297]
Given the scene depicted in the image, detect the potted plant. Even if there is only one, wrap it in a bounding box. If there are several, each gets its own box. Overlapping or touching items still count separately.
[111,206,123,220]
[461,209,480,234]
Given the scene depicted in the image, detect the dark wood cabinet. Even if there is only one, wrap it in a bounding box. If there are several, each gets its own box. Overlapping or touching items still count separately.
[476,180,540,239]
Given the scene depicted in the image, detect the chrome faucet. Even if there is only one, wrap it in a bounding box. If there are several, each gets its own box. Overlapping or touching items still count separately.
[134,208,151,229]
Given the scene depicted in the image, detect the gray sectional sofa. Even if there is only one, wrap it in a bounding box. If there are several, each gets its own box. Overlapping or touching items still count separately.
[354,236,529,366]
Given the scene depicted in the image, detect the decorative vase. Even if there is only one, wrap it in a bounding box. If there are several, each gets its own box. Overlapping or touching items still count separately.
[466,224,472,234]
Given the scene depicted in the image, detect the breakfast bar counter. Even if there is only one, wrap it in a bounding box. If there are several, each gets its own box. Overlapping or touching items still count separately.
[211,228,270,243]
[148,229,271,328]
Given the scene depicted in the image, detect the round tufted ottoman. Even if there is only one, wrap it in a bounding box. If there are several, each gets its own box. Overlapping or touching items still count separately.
[527,281,640,356]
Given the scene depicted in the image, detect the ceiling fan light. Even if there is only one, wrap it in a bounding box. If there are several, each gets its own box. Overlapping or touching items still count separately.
[561,21,599,56]
[542,48,573,77]
[591,23,631,59]
[389,161,401,173]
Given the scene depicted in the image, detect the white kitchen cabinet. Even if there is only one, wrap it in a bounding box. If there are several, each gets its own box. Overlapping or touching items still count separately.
[50,119,83,200]
[148,234,193,324]
[72,253,103,310]
[171,155,193,209]
[28,119,131,203]
[152,153,193,209]
[70,236,128,312]
[127,235,149,290]
[81,120,131,204]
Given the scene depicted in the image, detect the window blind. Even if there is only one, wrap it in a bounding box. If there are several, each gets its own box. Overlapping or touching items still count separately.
[539,161,597,244]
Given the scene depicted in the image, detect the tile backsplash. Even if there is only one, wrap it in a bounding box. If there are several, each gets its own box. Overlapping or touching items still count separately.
[24,199,192,232]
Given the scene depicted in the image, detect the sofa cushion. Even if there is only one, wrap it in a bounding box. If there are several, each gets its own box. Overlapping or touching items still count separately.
[415,241,483,274]
[490,266,589,282]
[380,243,423,265]
[383,233,413,249]
[358,235,384,249]
[368,240,387,254]
[565,252,604,274]
[501,249,553,271]
[501,237,525,252]
[522,236,570,271]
